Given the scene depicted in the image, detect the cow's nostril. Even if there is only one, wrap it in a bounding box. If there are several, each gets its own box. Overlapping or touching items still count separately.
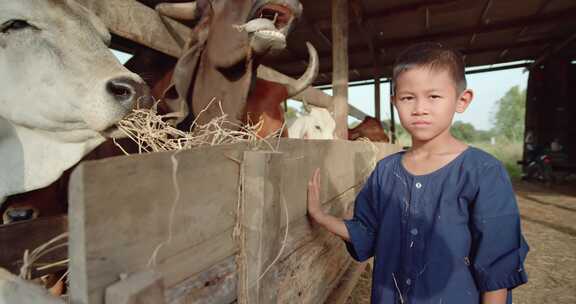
[106,77,136,103]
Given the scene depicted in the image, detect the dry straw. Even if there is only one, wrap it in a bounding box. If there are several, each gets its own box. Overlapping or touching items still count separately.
[114,98,283,154]
[19,233,68,281]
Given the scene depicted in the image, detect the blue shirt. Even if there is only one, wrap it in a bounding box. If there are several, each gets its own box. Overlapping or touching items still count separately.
[344,147,529,304]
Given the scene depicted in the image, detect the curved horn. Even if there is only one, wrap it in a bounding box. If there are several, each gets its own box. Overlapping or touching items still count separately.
[155,2,198,21]
[286,42,319,98]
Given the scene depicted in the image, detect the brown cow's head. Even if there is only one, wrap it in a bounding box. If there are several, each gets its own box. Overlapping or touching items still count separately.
[156,0,317,127]
[157,0,303,57]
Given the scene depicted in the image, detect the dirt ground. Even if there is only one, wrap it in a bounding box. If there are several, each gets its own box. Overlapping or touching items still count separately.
[346,180,576,304]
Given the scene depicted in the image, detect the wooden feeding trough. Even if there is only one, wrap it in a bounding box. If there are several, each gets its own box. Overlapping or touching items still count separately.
[66,139,398,303]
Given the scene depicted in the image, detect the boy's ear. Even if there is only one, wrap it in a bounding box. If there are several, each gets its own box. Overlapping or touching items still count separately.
[456,89,473,113]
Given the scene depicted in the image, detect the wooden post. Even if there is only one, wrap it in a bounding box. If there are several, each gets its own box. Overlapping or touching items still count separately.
[239,152,283,304]
[389,84,397,144]
[374,61,381,121]
[332,0,349,139]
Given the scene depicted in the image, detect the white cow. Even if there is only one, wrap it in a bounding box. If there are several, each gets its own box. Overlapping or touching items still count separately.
[0,0,149,203]
[286,106,335,139]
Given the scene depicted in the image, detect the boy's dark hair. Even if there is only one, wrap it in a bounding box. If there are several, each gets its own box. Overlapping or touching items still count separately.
[392,42,467,95]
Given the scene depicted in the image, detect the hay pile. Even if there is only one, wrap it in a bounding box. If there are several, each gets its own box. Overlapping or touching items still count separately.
[115,100,283,154]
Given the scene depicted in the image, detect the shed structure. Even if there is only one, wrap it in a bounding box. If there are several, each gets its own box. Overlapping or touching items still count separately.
[103,0,576,161]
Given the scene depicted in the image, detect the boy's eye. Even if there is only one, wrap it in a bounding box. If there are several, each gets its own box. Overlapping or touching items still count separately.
[400,96,414,102]
[430,95,442,100]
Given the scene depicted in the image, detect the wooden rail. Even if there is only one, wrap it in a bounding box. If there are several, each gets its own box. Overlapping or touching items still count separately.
[68,140,398,303]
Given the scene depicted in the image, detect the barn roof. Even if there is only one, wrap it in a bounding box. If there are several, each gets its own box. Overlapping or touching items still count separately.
[132,0,576,87]
[271,0,576,86]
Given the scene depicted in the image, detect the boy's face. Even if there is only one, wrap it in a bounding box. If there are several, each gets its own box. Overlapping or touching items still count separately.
[393,66,472,142]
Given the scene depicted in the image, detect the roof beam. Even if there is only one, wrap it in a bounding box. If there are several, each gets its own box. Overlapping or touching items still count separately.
[373,7,576,49]
[318,61,532,90]
[278,36,562,76]
[516,0,554,39]
[527,32,576,71]
[469,0,493,46]
[292,8,576,63]
[319,58,533,86]
[314,0,460,30]
[301,16,332,49]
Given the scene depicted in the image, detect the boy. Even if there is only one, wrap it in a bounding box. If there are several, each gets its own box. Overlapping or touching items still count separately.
[307,43,528,304]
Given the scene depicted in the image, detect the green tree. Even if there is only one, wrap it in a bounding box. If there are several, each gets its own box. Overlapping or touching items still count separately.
[451,121,478,142]
[491,86,526,141]
[282,104,299,120]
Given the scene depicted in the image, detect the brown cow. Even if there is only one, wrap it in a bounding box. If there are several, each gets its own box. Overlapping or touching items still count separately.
[154,0,319,137]
[244,78,289,137]
[349,116,390,142]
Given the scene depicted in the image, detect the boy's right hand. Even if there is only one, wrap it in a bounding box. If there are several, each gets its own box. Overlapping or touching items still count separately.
[307,168,322,218]
[306,168,351,241]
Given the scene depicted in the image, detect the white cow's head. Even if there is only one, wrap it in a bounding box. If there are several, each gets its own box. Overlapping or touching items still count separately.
[0,0,150,200]
[287,107,335,140]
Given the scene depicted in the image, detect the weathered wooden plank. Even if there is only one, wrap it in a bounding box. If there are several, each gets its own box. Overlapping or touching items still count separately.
[164,174,364,303]
[166,256,236,304]
[275,233,352,303]
[275,139,397,226]
[77,0,192,57]
[0,215,67,277]
[69,145,245,304]
[239,152,283,304]
[105,270,165,304]
[164,185,360,304]
[332,0,350,139]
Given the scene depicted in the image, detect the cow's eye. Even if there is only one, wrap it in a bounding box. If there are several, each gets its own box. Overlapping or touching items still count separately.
[1,20,33,33]
[315,125,322,131]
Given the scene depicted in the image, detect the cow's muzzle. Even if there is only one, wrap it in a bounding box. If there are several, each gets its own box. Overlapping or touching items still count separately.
[106,77,151,110]
[101,76,152,138]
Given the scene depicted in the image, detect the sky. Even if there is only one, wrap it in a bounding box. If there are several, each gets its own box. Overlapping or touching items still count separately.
[112,50,528,131]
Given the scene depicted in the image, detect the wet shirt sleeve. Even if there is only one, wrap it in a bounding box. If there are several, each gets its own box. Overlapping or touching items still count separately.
[470,163,529,292]
[344,168,381,261]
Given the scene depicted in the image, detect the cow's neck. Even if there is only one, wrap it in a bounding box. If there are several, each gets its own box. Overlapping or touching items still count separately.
[0,118,104,201]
